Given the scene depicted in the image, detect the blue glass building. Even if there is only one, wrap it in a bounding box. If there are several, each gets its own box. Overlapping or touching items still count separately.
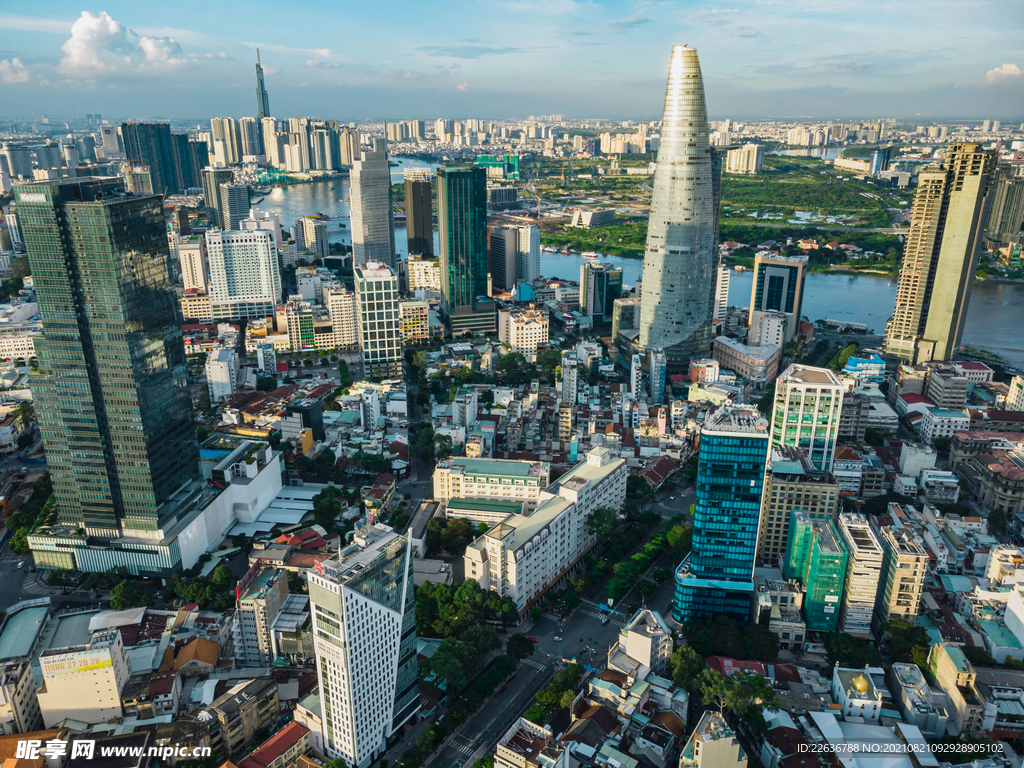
[674,405,770,624]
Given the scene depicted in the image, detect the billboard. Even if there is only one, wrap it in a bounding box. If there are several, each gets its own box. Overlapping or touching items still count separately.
[41,649,113,678]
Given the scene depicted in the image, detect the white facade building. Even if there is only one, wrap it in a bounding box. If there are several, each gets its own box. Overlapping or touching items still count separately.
[433,457,551,512]
[206,347,239,402]
[407,254,441,292]
[919,408,969,444]
[837,514,884,639]
[498,308,549,355]
[725,144,766,175]
[308,524,419,768]
[714,263,730,321]
[178,234,209,293]
[354,261,402,379]
[350,138,396,269]
[325,286,359,349]
[38,629,132,727]
[207,229,281,320]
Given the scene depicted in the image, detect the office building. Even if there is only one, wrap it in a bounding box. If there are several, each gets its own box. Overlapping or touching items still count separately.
[725,144,765,176]
[714,262,730,321]
[15,178,200,538]
[241,207,284,250]
[120,122,178,196]
[748,253,807,345]
[299,216,329,261]
[255,49,271,121]
[350,138,396,269]
[836,514,884,639]
[985,164,1024,242]
[874,525,928,629]
[202,166,233,228]
[438,167,495,335]
[218,183,251,231]
[207,229,281,320]
[783,512,847,633]
[399,299,430,343]
[928,643,986,733]
[608,609,673,677]
[769,365,845,471]
[711,336,780,385]
[179,234,209,293]
[888,663,949,739]
[648,348,667,403]
[1,143,33,178]
[612,297,641,341]
[488,225,518,294]
[638,46,721,369]
[0,660,43,735]
[171,133,206,191]
[433,457,550,511]
[404,173,433,256]
[407,253,441,291]
[234,566,289,667]
[757,446,840,567]
[464,446,627,609]
[1008,375,1024,411]
[674,405,769,624]
[498,308,549,355]
[354,261,402,379]
[580,261,623,319]
[38,629,131,727]
[489,224,539,289]
[884,143,999,363]
[308,523,419,767]
[206,348,239,402]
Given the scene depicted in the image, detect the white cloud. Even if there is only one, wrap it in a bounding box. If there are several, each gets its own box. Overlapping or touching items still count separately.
[306,60,340,69]
[0,57,30,83]
[59,11,185,75]
[0,14,72,33]
[985,63,1022,83]
[188,52,231,60]
[457,80,469,91]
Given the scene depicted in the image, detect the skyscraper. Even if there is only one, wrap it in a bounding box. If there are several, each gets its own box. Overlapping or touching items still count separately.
[120,122,178,197]
[748,253,807,345]
[985,164,1024,242]
[782,511,847,633]
[638,46,721,370]
[207,229,281,320]
[714,262,730,321]
[404,172,433,256]
[201,166,232,228]
[210,117,242,165]
[488,225,518,294]
[309,523,419,767]
[350,138,396,269]
[218,183,251,231]
[438,167,495,335]
[580,261,623,319]
[769,364,844,472]
[255,49,270,121]
[13,178,200,537]
[673,404,769,624]
[354,261,403,379]
[884,143,998,364]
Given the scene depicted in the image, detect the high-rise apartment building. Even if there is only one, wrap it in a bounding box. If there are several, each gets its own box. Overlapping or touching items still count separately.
[782,511,847,633]
[179,234,209,293]
[234,566,289,667]
[438,167,495,335]
[219,183,251,231]
[748,253,807,345]
[874,524,928,630]
[239,117,262,158]
[836,513,884,639]
[674,405,769,624]
[255,49,271,121]
[404,173,433,256]
[308,524,419,767]
[120,122,178,197]
[324,286,359,349]
[201,166,233,228]
[354,261,402,379]
[350,138,396,269]
[769,365,844,472]
[562,350,579,407]
[207,229,281,320]
[756,447,840,567]
[580,261,623,319]
[725,143,765,176]
[0,660,43,734]
[15,178,200,537]
[210,117,243,165]
[638,46,721,370]
[985,164,1024,242]
[884,143,998,364]
[407,253,441,292]
[488,225,539,292]
[714,262,730,321]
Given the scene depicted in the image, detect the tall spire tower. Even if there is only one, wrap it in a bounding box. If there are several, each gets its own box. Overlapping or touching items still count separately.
[638,45,720,370]
[255,49,270,120]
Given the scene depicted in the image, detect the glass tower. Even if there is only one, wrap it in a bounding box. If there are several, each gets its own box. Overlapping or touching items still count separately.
[437,167,495,335]
[404,175,434,256]
[14,178,200,537]
[673,404,769,624]
[638,46,722,370]
[255,48,270,121]
[120,122,178,197]
[350,138,396,270]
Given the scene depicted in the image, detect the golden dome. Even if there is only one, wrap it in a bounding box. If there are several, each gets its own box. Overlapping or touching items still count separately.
[851,673,870,693]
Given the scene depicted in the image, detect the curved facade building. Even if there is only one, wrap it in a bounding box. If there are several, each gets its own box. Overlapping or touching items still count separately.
[638,45,719,370]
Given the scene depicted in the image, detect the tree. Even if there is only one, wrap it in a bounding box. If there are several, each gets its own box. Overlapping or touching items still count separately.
[932,436,952,452]
[416,725,446,755]
[961,644,998,667]
[742,623,780,661]
[626,475,656,513]
[396,752,421,768]
[670,645,705,690]
[211,565,236,589]
[666,524,693,556]
[882,619,930,665]
[426,637,478,688]
[256,376,277,392]
[824,631,881,668]
[537,350,561,372]
[288,571,305,593]
[323,760,349,768]
[586,506,620,545]
[434,434,454,461]
[506,634,535,662]
[109,580,151,610]
[988,508,1008,538]
[460,624,501,657]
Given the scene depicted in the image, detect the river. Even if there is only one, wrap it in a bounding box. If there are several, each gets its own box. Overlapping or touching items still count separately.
[259,177,1024,368]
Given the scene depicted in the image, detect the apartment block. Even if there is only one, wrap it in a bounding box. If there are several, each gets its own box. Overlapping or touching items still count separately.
[874,525,928,629]
[233,566,290,667]
[433,457,551,511]
[195,678,280,759]
[836,514,884,639]
[0,660,42,735]
[929,643,988,733]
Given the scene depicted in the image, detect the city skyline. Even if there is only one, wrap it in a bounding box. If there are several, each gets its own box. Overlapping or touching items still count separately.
[1,1,1022,119]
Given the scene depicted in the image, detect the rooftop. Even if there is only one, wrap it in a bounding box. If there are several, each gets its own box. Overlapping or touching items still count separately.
[779,364,843,387]
[438,456,547,478]
[705,404,770,435]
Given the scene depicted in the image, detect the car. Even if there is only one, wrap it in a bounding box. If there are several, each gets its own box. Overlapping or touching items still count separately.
[554,636,562,642]
[17,561,24,569]
[529,637,539,643]
[670,495,676,499]
[601,616,610,625]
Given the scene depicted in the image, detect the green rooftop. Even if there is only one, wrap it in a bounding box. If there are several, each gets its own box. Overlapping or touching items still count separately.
[452,458,540,477]
[445,498,524,513]
[944,644,971,672]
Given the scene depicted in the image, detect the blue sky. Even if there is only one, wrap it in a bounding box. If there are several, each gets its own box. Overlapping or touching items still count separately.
[1,0,1022,120]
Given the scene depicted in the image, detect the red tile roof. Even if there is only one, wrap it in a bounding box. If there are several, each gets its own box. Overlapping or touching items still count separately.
[239,722,309,768]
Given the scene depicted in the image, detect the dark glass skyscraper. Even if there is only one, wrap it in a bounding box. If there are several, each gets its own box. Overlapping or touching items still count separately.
[120,122,178,197]
[13,178,200,537]
[255,48,270,120]
[404,175,433,256]
[437,167,495,335]
[673,404,769,624]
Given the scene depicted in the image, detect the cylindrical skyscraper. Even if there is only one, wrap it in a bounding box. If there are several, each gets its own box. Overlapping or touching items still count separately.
[638,46,718,370]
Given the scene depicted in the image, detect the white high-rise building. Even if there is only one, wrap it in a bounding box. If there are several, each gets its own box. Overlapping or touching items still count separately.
[300,216,329,261]
[562,350,579,406]
[1008,375,1024,411]
[325,285,359,348]
[515,225,541,283]
[837,513,884,639]
[354,261,402,379]
[498,308,548,355]
[714,263,730,321]
[407,253,441,292]
[309,524,419,768]
[233,566,289,667]
[178,234,208,293]
[725,144,765,175]
[218,183,251,230]
[631,353,643,398]
[38,629,131,727]
[769,364,845,472]
[206,348,239,402]
[350,138,396,269]
[241,207,283,250]
[207,229,282,320]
